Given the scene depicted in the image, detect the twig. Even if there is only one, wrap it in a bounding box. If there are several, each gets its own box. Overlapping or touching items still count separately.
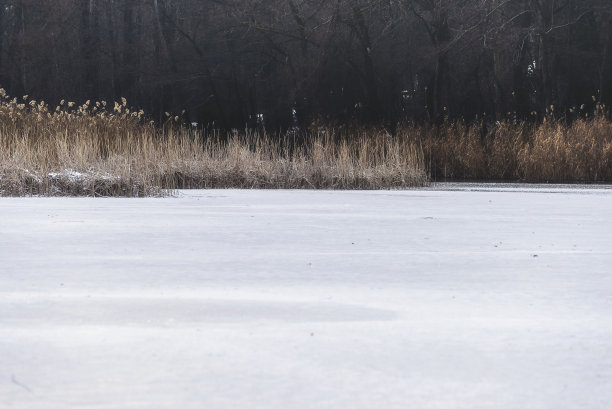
[12,374,33,393]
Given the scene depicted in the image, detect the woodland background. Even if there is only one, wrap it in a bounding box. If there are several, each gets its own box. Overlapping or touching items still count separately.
[0,0,610,129]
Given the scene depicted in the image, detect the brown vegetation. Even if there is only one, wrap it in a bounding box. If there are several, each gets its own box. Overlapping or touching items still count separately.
[410,109,612,183]
[0,93,427,196]
[2,91,611,197]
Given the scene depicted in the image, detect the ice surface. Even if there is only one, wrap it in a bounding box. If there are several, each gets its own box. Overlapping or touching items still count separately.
[1,185,612,409]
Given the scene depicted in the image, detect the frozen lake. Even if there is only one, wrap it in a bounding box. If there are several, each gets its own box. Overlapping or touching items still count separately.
[1,184,612,409]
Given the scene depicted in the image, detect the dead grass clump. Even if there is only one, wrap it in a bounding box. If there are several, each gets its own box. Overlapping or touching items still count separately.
[0,92,427,196]
[486,121,526,179]
[406,112,612,183]
[3,87,609,194]
[517,115,612,182]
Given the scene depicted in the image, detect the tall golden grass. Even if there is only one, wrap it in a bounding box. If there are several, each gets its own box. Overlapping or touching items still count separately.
[2,90,610,196]
[0,92,427,196]
[405,110,612,182]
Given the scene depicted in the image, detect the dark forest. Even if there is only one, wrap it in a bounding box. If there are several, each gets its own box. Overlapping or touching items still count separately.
[0,0,610,129]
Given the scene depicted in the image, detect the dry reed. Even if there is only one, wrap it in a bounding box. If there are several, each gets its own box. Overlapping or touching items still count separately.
[3,90,610,197]
[409,111,612,182]
[0,91,427,196]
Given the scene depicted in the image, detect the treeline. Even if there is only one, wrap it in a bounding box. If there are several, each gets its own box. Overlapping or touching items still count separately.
[0,0,610,129]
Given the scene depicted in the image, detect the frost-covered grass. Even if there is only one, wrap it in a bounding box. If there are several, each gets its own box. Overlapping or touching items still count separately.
[1,186,612,409]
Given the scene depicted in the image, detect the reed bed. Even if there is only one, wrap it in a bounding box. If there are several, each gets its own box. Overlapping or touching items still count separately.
[407,111,612,182]
[0,93,427,196]
[2,90,610,197]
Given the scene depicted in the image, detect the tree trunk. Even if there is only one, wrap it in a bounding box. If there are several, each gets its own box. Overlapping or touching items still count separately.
[80,0,99,97]
[351,5,380,123]
[20,3,27,93]
[600,19,610,103]
[122,0,137,99]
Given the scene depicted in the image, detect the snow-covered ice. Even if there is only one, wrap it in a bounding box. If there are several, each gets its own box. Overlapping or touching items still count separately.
[1,184,612,409]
